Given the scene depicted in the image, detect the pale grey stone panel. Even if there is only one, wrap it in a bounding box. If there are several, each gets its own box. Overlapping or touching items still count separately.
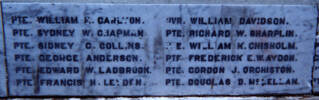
[1,3,316,96]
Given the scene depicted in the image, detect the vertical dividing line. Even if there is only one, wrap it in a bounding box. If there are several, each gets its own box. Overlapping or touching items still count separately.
[0,1,9,96]
[313,3,319,94]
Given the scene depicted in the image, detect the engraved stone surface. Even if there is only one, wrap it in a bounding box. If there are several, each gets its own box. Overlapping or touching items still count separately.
[0,3,7,97]
[1,3,317,96]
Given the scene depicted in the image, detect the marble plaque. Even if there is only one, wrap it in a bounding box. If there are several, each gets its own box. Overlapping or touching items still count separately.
[1,3,317,96]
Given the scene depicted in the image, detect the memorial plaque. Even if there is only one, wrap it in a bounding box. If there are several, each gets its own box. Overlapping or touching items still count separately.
[1,2,317,96]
